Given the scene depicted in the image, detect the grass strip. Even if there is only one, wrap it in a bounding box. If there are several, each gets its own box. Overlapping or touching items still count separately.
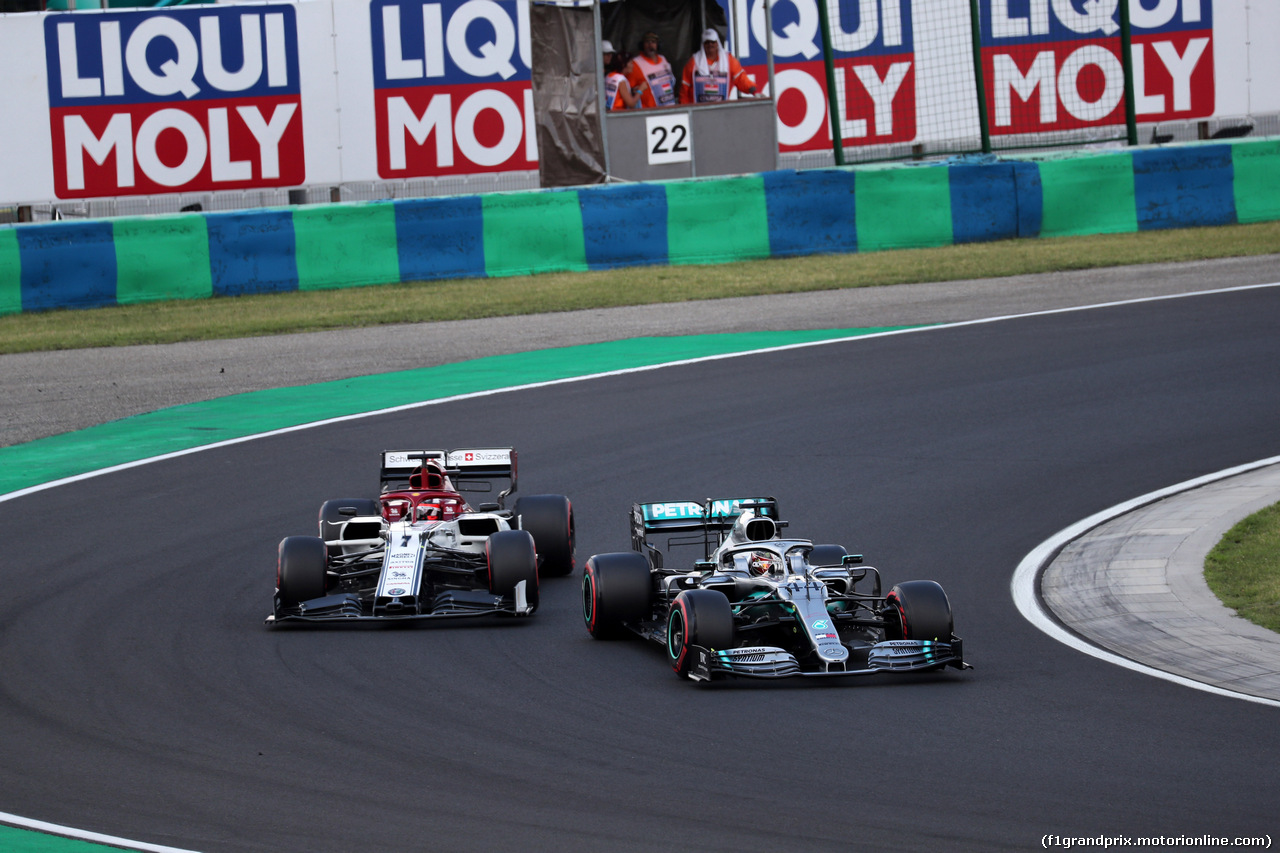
[1204,501,1280,634]
[1,221,1277,354]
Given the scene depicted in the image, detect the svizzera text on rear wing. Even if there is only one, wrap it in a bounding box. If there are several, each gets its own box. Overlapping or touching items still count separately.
[380,448,517,498]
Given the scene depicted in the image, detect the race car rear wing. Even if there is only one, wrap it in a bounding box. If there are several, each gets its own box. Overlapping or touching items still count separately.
[631,497,781,561]
[380,448,517,500]
[635,497,778,532]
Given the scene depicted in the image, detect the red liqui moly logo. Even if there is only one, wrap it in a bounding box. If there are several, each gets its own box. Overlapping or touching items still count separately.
[45,7,304,198]
[372,0,535,178]
[981,0,1213,134]
[731,0,915,152]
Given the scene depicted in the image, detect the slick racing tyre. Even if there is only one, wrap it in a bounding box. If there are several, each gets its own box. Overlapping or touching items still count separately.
[514,494,576,577]
[808,544,848,567]
[885,580,953,643]
[582,552,651,639]
[486,529,539,611]
[667,589,734,677]
[277,536,329,609]
[318,498,381,541]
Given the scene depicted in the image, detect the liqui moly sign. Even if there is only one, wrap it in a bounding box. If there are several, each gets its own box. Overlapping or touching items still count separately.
[45,6,304,198]
[371,0,536,178]
[734,0,915,151]
[982,0,1213,133]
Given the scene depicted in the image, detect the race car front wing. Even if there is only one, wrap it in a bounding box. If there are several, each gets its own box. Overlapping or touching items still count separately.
[686,637,970,681]
[266,580,534,625]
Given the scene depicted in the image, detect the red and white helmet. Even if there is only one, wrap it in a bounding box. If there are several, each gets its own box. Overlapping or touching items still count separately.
[749,551,775,576]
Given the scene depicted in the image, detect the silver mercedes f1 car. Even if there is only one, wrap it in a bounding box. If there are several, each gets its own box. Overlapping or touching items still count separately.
[267,448,574,625]
[582,497,969,681]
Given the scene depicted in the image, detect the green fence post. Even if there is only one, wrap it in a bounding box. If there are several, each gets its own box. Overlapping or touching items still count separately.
[969,0,992,155]
[1120,0,1139,146]
[815,0,845,166]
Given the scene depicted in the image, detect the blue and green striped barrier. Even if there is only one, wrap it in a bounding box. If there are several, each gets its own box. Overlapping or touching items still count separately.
[2,138,1278,316]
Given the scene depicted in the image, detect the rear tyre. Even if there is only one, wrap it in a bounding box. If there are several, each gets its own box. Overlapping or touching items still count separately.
[487,529,539,611]
[277,536,329,610]
[667,589,735,676]
[514,494,576,577]
[582,552,651,639]
[885,580,953,642]
[808,544,848,567]
[318,498,380,541]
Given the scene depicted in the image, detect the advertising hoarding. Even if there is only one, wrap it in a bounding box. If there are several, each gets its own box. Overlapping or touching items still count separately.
[45,5,305,198]
[734,0,917,152]
[370,0,536,178]
[0,0,1272,206]
[980,0,1213,135]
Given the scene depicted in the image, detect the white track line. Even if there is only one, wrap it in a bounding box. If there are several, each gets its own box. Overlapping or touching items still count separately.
[0,811,201,852]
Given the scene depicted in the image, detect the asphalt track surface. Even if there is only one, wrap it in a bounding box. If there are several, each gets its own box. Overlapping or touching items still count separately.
[2,260,1279,851]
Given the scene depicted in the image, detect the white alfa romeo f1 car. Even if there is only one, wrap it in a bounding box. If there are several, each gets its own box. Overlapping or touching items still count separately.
[582,497,969,681]
[267,448,574,625]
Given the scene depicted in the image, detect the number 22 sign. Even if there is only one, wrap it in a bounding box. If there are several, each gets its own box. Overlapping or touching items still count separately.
[645,113,692,165]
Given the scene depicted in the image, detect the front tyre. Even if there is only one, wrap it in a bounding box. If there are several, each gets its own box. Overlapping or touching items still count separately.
[885,580,953,642]
[514,494,576,577]
[277,536,329,611]
[486,529,539,611]
[667,589,735,677]
[582,552,651,639]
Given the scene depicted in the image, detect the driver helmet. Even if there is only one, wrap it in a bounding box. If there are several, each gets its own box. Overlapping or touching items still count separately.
[416,501,443,521]
[748,551,776,576]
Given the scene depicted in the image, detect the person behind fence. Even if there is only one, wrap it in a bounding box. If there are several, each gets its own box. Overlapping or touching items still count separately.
[625,32,678,108]
[679,28,758,104]
[603,40,643,110]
